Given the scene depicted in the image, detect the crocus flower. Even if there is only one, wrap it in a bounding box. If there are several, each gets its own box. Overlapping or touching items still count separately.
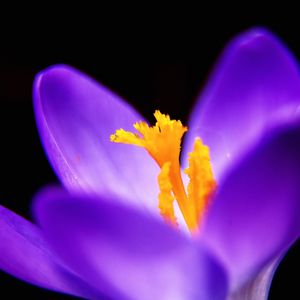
[1,27,300,300]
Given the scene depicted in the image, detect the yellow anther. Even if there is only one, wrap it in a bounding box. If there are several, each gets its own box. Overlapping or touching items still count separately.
[111,111,215,233]
[158,162,177,226]
[184,138,216,224]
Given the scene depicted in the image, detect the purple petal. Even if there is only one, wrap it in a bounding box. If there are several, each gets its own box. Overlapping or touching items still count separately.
[228,256,281,300]
[34,188,228,300]
[33,65,159,213]
[0,205,101,299]
[183,28,300,180]
[200,124,300,290]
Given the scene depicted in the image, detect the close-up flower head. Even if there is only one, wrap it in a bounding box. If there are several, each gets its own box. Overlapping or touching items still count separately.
[1,27,300,299]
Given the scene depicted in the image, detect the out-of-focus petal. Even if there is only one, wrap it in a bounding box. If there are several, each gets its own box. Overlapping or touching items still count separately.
[200,124,300,290]
[33,65,159,213]
[0,205,101,299]
[183,28,300,180]
[34,188,228,300]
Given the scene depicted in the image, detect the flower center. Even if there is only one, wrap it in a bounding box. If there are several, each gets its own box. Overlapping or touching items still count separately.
[110,110,216,234]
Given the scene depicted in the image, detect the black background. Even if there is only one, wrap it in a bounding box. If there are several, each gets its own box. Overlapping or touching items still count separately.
[0,13,299,299]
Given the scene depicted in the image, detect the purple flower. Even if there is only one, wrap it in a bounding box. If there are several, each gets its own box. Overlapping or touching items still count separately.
[1,28,300,300]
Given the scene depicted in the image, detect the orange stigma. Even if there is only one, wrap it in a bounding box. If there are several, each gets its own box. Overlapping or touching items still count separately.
[110,110,216,234]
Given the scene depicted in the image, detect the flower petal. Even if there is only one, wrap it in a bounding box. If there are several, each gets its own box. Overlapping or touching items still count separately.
[33,65,159,212]
[0,205,101,299]
[34,187,228,300]
[183,28,300,180]
[228,257,281,300]
[200,124,300,290]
